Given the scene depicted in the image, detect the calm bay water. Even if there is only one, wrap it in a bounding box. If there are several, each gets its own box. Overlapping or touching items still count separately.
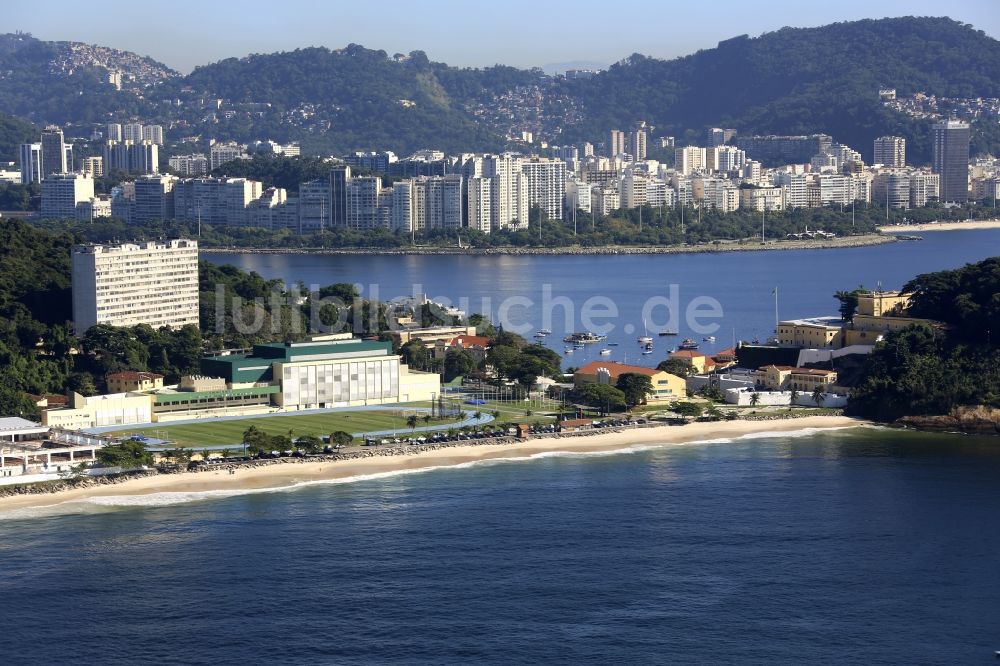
[204,229,1000,364]
[1,427,998,664]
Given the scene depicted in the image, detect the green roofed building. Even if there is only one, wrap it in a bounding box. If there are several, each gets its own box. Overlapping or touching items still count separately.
[201,333,440,410]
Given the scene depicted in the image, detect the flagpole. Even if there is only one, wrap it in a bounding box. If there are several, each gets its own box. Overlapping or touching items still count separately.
[773,286,779,331]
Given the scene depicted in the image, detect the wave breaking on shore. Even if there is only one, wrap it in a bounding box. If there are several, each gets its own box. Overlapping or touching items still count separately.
[0,422,876,520]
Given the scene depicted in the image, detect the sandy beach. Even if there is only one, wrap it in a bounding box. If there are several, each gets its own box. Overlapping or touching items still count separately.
[0,416,865,515]
[879,219,1000,232]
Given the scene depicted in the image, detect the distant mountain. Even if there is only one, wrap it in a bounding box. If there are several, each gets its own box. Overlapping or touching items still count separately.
[0,32,177,126]
[565,17,1000,162]
[0,18,997,160]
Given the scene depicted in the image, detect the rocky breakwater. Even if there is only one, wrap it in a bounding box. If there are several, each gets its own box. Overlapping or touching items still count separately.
[0,470,158,498]
[896,406,1000,436]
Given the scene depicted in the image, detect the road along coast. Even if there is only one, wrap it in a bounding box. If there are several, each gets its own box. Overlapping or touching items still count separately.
[204,234,895,257]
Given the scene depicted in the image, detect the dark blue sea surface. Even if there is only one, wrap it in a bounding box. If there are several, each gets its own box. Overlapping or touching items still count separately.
[1,427,998,664]
[204,228,1000,365]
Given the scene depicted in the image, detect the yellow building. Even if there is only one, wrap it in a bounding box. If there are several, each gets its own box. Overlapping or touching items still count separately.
[669,350,717,374]
[755,365,838,391]
[106,371,164,394]
[388,325,478,347]
[574,361,686,403]
[42,391,154,430]
[843,313,943,346]
[856,290,911,317]
[776,317,844,348]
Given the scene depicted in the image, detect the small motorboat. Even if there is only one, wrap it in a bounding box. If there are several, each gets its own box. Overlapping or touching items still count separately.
[637,336,654,344]
[564,347,574,354]
[703,336,716,342]
[538,329,552,336]
[659,331,678,336]
[599,348,612,355]
[678,338,699,350]
[607,342,619,346]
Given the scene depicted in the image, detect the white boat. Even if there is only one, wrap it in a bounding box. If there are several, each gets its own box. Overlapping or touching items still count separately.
[599,348,612,355]
[637,317,653,344]
[538,329,552,335]
[564,348,574,354]
[703,336,716,342]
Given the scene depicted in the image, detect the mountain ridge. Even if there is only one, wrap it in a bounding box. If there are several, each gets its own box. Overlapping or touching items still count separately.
[0,17,997,159]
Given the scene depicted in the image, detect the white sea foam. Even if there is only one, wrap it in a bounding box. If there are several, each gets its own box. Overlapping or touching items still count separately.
[0,423,871,518]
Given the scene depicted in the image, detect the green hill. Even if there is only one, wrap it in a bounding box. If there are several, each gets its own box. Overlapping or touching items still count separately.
[567,17,1000,162]
[0,17,998,158]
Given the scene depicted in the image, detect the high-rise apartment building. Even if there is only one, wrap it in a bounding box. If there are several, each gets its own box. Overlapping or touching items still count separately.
[483,154,528,230]
[133,174,178,223]
[628,122,648,161]
[908,172,940,208]
[298,180,332,233]
[103,140,159,174]
[123,123,145,143]
[173,177,263,226]
[932,120,970,202]
[168,154,209,176]
[80,156,104,178]
[40,125,68,175]
[106,123,123,141]
[142,125,165,145]
[521,157,566,220]
[71,240,200,333]
[209,142,247,170]
[873,136,905,168]
[41,173,94,219]
[19,143,42,184]
[345,176,383,230]
[675,147,708,175]
[330,165,352,228]
[466,177,492,233]
[608,130,626,157]
[872,172,911,209]
[409,175,463,230]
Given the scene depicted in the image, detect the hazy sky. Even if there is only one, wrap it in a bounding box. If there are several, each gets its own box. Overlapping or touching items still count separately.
[7,0,999,73]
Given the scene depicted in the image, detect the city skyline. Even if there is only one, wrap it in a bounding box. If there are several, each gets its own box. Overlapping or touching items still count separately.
[5,0,1000,74]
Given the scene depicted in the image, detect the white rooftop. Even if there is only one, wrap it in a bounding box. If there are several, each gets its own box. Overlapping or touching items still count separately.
[779,316,843,328]
[0,417,47,434]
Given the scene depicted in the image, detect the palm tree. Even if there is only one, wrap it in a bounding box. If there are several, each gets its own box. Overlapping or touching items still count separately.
[422,414,431,425]
[812,386,826,408]
[406,414,419,432]
[789,388,799,410]
[749,392,760,408]
[474,410,483,421]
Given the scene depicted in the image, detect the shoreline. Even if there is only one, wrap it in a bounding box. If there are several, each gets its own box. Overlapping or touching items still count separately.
[879,219,1000,233]
[201,234,895,257]
[0,416,866,516]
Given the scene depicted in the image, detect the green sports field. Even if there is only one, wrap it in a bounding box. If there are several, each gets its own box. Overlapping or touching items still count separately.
[108,409,458,447]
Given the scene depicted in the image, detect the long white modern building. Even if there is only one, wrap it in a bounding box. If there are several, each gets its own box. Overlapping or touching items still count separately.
[71,239,200,333]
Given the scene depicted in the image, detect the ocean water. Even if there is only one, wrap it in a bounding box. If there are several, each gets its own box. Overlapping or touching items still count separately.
[1,426,998,664]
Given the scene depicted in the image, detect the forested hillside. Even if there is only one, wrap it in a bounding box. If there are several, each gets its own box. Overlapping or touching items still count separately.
[848,258,1000,422]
